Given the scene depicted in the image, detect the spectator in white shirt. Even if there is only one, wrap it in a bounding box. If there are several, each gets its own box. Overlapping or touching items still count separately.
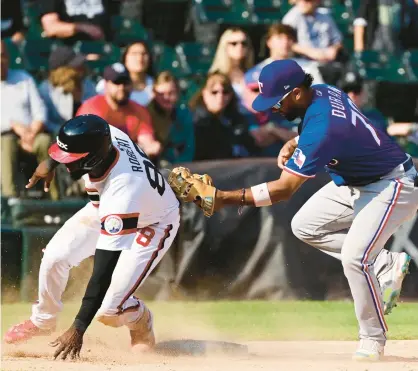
[0,40,57,199]
[283,0,343,63]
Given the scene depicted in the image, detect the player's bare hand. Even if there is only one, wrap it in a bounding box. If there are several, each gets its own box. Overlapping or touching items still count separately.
[50,326,84,361]
[278,139,297,169]
[26,159,56,192]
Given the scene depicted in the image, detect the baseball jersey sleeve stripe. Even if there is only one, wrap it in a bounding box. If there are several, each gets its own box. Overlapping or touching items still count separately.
[100,214,140,236]
[283,167,316,178]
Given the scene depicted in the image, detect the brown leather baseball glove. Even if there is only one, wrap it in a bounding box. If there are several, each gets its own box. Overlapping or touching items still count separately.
[168,166,219,217]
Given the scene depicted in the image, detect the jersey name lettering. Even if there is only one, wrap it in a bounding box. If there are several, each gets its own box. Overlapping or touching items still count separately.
[328,87,346,119]
[115,137,143,173]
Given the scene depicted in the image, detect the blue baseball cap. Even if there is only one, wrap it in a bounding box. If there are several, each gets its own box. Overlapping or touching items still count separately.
[252,59,305,112]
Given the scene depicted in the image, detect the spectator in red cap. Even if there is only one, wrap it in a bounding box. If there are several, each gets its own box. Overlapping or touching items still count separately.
[77,63,161,158]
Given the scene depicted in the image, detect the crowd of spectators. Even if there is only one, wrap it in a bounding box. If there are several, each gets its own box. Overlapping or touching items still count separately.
[1,0,418,200]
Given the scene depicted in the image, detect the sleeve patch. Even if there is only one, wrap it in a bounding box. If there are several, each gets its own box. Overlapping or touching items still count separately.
[100,213,139,236]
[291,148,306,169]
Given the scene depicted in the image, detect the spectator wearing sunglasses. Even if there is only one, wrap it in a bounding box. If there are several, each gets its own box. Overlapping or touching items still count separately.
[189,72,259,161]
[147,71,194,164]
[209,28,257,122]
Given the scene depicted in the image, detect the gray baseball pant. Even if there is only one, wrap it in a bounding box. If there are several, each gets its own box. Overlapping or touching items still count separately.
[291,164,418,344]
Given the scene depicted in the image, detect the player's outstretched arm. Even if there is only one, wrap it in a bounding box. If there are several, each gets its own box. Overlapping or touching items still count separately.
[168,166,307,217]
[50,249,121,360]
[26,158,59,192]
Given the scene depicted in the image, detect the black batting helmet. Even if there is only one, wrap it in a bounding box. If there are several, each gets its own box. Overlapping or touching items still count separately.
[48,114,113,175]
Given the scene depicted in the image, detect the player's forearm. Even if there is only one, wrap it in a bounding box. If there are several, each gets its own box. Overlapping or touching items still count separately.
[218,179,294,207]
[42,16,77,38]
[73,249,121,332]
[354,25,365,52]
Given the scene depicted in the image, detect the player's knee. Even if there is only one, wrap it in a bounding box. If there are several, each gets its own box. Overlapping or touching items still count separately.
[291,213,312,243]
[40,247,71,274]
[341,250,361,275]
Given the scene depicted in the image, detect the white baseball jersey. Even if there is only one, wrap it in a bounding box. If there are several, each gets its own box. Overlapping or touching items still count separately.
[83,126,179,251]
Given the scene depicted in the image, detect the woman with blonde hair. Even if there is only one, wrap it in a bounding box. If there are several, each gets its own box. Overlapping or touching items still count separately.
[189,71,259,160]
[209,27,255,116]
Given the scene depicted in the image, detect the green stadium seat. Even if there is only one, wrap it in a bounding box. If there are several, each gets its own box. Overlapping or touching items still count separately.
[73,41,121,62]
[155,45,187,78]
[110,16,151,47]
[353,51,408,82]
[246,0,284,25]
[23,39,60,77]
[331,4,353,36]
[175,42,216,75]
[23,2,45,39]
[3,38,24,69]
[178,78,200,103]
[194,0,251,25]
[402,49,418,81]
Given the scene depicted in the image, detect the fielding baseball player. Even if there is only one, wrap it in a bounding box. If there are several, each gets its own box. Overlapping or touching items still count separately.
[4,114,180,359]
[168,60,418,361]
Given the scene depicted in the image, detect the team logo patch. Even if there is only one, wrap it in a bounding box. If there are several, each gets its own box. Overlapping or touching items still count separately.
[104,215,123,235]
[292,148,306,169]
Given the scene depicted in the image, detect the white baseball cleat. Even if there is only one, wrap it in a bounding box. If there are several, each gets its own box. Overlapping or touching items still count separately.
[379,252,411,315]
[352,339,384,361]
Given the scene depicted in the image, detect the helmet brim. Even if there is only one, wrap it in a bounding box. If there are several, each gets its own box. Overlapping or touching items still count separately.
[48,143,89,164]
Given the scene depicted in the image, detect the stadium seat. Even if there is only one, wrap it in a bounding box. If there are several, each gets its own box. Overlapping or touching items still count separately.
[353,51,408,82]
[23,2,46,39]
[23,39,61,78]
[178,77,200,103]
[73,41,121,62]
[246,0,284,25]
[175,42,216,75]
[331,4,353,36]
[3,38,24,69]
[194,0,251,25]
[402,49,418,81]
[110,16,151,47]
[155,45,187,78]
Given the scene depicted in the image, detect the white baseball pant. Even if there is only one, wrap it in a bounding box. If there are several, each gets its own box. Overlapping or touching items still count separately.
[291,164,418,343]
[31,202,179,330]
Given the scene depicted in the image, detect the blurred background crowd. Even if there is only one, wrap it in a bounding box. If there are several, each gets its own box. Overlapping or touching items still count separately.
[2,0,418,202]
